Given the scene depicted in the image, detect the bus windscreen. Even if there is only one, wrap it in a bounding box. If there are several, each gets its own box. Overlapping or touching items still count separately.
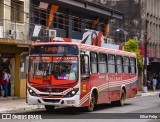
[30,45,78,55]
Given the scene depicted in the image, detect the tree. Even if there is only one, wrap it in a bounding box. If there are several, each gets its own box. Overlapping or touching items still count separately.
[124,39,143,73]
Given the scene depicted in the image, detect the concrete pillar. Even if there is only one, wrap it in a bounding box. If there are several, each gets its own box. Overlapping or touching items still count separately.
[10,57,15,96]
[15,54,20,97]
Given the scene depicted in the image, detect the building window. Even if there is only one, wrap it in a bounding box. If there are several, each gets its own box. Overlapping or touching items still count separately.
[54,13,69,30]
[108,54,116,73]
[72,17,81,32]
[85,20,93,30]
[11,0,24,23]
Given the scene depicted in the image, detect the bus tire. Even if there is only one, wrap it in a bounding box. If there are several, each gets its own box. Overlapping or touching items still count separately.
[111,101,117,106]
[118,89,126,106]
[45,105,55,112]
[85,93,95,112]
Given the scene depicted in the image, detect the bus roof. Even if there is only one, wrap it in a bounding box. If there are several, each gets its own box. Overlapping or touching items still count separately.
[32,42,136,57]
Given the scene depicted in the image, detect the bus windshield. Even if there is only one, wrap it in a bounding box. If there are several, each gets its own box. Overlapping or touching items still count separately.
[29,56,78,81]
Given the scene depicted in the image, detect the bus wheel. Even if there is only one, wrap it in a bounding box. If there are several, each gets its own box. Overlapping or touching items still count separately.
[118,89,126,106]
[45,105,55,112]
[86,93,95,112]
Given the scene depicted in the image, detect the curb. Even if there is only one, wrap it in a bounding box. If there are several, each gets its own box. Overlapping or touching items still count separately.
[0,96,19,101]
[0,105,44,113]
[136,91,160,97]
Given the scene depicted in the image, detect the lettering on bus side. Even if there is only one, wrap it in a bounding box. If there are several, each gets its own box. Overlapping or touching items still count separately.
[105,75,122,81]
[99,76,105,79]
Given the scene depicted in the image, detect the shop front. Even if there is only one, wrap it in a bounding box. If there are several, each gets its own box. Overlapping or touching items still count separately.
[0,43,29,98]
[147,58,160,90]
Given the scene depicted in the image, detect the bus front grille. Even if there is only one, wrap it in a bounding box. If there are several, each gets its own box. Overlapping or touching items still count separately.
[43,99,60,103]
[36,88,68,93]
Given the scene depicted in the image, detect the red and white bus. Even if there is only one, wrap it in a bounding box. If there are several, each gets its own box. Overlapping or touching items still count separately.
[27,40,138,112]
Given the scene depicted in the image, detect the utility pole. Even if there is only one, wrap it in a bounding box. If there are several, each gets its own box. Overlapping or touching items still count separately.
[143,20,148,92]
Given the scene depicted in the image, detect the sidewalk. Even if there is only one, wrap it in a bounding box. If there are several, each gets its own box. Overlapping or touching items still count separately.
[0,97,44,113]
[136,90,160,97]
[0,90,160,113]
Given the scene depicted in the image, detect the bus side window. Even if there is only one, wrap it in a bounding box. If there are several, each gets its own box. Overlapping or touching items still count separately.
[90,52,98,73]
[98,53,107,73]
[130,57,137,74]
[108,54,116,73]
[116,55,123,74]
[81,54,90,80]
[123,57,130,74]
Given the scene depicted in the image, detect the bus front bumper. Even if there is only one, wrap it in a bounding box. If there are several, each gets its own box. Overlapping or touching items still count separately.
[27,94,80,107]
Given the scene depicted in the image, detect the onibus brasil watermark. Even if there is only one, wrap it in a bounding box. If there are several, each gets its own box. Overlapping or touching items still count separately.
[2,114,42,120]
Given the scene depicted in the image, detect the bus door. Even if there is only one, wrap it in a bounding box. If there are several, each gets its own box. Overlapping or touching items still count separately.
[80,54,90,98]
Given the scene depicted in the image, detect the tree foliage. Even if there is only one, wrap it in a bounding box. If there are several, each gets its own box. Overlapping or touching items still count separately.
[124,39,143,73]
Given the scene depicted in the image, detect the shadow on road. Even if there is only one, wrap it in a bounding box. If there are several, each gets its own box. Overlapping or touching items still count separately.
[22,103,132,115]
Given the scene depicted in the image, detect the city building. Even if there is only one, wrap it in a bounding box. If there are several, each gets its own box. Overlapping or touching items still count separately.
[0,0,124,98]
[96,0,160,88]
[1,0,160,97]
[0,0,31,97]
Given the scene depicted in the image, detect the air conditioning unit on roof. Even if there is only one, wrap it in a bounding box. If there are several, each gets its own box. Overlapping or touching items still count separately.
[107,38,114,44]
[8,29,22,39]
[0,26,3,38]
[45,29,56,37]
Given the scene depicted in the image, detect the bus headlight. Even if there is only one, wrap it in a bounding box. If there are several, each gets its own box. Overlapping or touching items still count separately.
[28,88,37,96]
[65,88,79,98]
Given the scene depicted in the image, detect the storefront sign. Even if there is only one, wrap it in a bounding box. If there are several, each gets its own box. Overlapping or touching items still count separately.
[0,53,15,58]
[86,0,107,4]
[85,0,122,5]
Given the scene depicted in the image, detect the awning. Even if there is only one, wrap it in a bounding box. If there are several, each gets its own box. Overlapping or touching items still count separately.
[51,0,124,19]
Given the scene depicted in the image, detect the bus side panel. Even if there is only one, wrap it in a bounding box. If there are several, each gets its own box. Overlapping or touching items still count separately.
[109,74,137,101]
[108,90,121,102]
[108,74,121,102]
[124,74,138,99]
[80,74,110,106]
[80,80,90,107]
[90,74,109,104]
[130,75,138,98]
[130,85,138,98]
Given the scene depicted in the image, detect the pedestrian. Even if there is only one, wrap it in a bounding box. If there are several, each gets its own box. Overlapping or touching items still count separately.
[147,80,151,90]
[6,70,11,96]
[0,72,3,96]
[156,74,160,89]
[2,69,10,97]
[152,76,157,91]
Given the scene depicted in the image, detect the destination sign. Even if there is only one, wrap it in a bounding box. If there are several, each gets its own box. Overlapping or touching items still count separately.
[30,45,78,55]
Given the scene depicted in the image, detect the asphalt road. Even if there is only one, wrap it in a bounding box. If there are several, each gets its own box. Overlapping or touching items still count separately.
[2,95,160,122]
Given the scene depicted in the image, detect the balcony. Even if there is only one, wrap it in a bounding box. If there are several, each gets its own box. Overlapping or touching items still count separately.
[0,19,32,45]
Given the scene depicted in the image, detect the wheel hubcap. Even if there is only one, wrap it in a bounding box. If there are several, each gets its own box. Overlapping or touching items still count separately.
[89,95,94,110]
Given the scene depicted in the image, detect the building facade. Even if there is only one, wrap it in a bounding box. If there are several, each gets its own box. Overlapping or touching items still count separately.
[1,0,160,97]
[28,0,123,42]
[0,0,32,97]
[102,0,160,84]
[0,0,124,97]
[145,0,160,80]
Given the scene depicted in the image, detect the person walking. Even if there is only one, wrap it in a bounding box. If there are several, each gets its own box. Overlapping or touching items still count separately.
[2,69,10,97]
[0,72,3,96]
[156,74,160,89]
[152,76,157,91]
